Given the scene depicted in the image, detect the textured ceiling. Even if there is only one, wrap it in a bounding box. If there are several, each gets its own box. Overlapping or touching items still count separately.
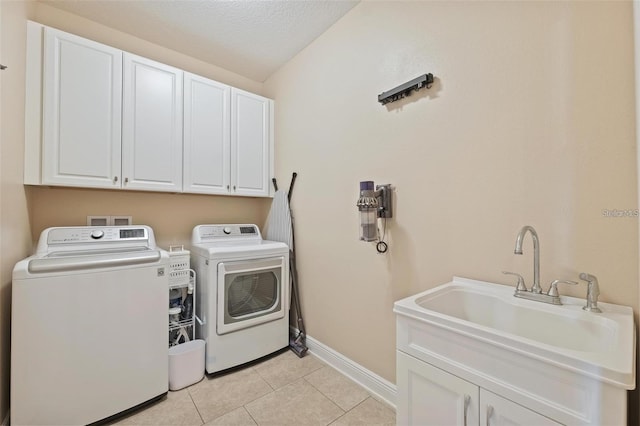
[39,0,359,82]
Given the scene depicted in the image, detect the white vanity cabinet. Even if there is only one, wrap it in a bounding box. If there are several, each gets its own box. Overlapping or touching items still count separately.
[122,54,183,192]
[481,389,561,426]
[397,350,479,426]
[182,75,273,197]
[395,310,629,425]
[38,25,123,189]
[397,351,560,426]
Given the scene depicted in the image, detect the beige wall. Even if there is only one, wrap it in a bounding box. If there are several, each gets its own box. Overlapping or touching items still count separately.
[264,0,638,385]
[1,0,36,419]
[27,186,271,249]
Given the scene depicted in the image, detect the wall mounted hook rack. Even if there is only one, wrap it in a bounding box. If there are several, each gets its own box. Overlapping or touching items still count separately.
[378,73,433,105]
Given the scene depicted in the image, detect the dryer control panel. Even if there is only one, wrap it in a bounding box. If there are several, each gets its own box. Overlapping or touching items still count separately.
[193,224,261,243]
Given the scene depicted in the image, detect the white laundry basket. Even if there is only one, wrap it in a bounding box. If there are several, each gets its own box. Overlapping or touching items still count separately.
[168,339,205,391]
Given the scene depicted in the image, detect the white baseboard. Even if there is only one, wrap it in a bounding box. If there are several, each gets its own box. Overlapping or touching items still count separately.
[301,333,397,409]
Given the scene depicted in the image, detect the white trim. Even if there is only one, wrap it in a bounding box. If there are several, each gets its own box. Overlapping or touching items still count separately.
[302,333,397,409]
[633,2,640,422]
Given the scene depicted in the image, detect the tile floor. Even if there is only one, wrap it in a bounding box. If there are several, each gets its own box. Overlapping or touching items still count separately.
[110,350,396,426]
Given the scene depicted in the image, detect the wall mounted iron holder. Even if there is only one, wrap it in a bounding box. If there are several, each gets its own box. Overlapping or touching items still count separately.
[378,73,433,105]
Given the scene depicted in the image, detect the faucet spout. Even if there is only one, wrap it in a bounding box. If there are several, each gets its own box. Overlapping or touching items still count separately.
[514,226,541,293]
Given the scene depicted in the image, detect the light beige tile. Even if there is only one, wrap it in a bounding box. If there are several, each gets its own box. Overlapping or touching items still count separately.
[245,378,344,425]
[254,350,325,389]
[329,397,396,426]
[189,368,273,422]
[110,389,203,425]
[205,407,257,426]
[304,366,370,411]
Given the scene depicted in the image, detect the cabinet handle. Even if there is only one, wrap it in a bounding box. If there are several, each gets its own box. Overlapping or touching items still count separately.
[226,185,230,191]
[486,404,494,425]
[463,394,471,426]
[233,185,236,191]
[113,176,118,183]
[124,177,129,184]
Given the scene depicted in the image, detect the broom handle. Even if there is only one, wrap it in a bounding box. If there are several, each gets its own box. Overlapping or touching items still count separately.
[287,172,297,203]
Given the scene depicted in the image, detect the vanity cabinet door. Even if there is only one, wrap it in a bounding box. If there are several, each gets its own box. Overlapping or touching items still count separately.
[480,390,561,426]
[397,351,479,426]
[42,27,122,188]
[122,53,183,192]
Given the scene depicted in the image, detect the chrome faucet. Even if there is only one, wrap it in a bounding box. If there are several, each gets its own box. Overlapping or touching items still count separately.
[579,273,602,313]
[514,226,541,293]
[505,225,578,305]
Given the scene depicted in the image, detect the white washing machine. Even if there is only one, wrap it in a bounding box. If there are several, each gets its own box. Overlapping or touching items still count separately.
[11,226,169,426]
[191,224,289,373]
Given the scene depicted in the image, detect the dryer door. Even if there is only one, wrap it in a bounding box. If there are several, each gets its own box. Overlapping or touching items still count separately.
[217,256,286,334]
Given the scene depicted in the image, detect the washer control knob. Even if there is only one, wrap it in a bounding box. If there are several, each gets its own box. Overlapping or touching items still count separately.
[91,230,105,239]
[223,227,232,235]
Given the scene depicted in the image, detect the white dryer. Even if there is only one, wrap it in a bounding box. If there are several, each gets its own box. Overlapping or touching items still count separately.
[11,226,169,425]
[191,224,289,373]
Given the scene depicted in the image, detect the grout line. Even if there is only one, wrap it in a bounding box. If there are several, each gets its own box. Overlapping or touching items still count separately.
[187,389,206,425]
[241,406,259,426]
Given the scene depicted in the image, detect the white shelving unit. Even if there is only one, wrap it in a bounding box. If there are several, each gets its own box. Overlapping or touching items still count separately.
[167,246,195,347]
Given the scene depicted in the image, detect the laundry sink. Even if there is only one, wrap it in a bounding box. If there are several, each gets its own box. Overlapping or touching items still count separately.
[393,277,635,388]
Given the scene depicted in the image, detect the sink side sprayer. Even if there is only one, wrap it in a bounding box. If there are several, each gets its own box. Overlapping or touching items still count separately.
[579,272,602,313]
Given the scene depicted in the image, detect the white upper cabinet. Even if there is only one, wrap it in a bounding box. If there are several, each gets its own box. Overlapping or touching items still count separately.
[41,27,123,188]
[122,54,183,192]
[183,72,231,194]
[231,88,273,197]
[183,78,273,197]
[26,21,273,197]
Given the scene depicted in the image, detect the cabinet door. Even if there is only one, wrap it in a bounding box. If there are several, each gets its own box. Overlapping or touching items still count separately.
[397,351,479,426]
[183,72,231,194]
[230,88,272,197]
[481,390,561,426]
[122,53,183,192]
[42,27,122,188]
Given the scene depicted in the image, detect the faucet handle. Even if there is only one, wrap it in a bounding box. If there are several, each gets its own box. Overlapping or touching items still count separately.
[502,271,527,292]
[547,279,578,297]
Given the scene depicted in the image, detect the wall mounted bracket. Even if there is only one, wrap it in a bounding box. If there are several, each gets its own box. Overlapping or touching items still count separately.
[378,73,433,105]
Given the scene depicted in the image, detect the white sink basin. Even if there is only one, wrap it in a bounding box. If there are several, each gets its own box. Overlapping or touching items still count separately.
[394,277,635,388]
